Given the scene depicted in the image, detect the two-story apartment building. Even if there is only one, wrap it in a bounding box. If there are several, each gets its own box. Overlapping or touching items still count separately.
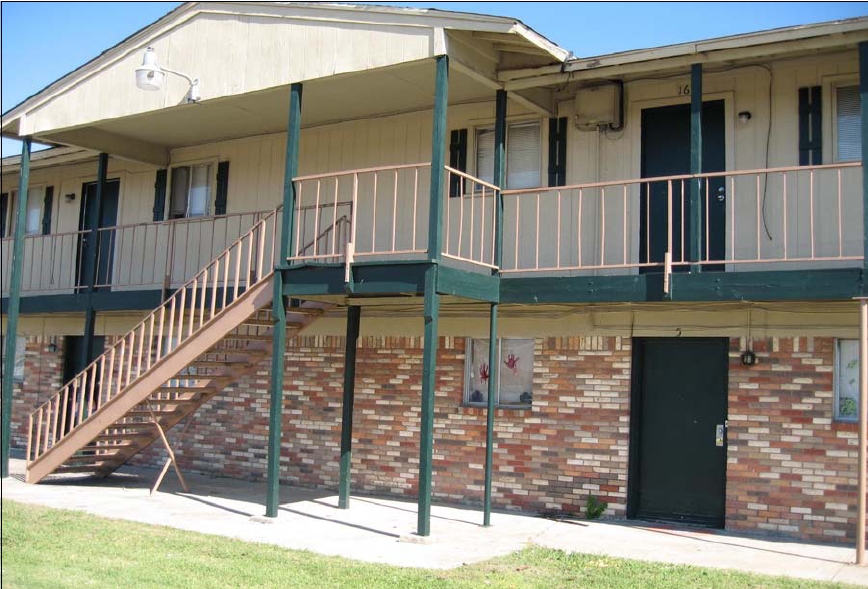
[2,2,868,548]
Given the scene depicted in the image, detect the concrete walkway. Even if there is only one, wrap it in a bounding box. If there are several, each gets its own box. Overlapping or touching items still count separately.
[2,457,867,586]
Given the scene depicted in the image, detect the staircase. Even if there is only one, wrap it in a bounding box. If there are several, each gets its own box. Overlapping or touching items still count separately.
[24,207,325,483]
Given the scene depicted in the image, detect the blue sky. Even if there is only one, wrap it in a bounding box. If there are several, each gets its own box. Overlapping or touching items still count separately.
[2,1,867,157]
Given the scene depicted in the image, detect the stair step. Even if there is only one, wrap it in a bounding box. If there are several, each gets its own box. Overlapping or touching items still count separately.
[54,464,114,475]
[287,307,325,316]
[66,452,121,464]
[188,360,250,369]
[225,333,274,341]
[81,441,142,451]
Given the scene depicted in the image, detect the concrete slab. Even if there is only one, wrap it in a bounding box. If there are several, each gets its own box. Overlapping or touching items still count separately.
[2,457,867,584]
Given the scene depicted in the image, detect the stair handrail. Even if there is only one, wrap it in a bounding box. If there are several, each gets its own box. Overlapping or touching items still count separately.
[25,206,282,464]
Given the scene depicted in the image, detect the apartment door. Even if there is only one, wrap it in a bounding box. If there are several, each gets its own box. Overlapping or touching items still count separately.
[629,338,728,527]
[76,180,120,289]
[640,100,726,271]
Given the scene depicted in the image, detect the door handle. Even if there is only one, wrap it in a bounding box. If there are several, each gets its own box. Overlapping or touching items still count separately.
[716,187,725,202]
[715,424,725,447]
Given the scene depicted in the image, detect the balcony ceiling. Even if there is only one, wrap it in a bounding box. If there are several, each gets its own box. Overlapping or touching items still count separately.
[41,60,493,164]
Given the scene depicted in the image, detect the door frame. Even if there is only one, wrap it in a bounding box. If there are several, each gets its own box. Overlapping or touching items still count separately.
[626,336,729,526]
[627,91,735,269]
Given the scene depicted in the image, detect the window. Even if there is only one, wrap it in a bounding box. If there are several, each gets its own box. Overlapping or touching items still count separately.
[835,339,859,422]
[464,338,534,407]
[475,121,541,190]
[836,85,861,163]
[4,188,45,236]
[1,336,26,383]
[169,164,212,219]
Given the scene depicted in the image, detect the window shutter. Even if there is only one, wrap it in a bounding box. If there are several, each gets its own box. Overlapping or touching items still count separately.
[448,130,467,197]
[837,85,862,162]
[798,86,822,166]
[0,193,8,238]
[506,122,541,190]
[41,186,54,235]
[215,161,230,215]
[548,117,567,186]
[153,169,167,221]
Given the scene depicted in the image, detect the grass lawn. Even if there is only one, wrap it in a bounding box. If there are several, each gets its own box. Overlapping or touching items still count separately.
[1,499,860,589]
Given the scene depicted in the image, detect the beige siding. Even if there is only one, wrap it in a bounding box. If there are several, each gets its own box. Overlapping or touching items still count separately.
[22,11,435,137]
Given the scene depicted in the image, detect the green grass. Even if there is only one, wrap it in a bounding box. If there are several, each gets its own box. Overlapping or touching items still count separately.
[0,499,859,589]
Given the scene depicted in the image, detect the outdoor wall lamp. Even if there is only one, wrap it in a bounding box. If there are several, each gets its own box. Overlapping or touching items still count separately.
[738,111,752,124]
[64,193,76,203]
[135,47,201,103]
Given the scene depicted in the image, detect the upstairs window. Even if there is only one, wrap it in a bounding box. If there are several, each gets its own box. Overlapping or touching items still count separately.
[836,85,861,163]
[475,121,541,190]
[3,188,46,236]
[170,164,212,219]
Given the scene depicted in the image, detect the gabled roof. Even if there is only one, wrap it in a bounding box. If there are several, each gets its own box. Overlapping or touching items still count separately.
[1,1,568,134]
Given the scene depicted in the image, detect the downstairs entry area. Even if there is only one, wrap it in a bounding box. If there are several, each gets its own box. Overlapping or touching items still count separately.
[629,338,728,527]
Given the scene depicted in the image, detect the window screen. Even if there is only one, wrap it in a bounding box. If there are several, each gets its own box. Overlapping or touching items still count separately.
[475,122,541,190]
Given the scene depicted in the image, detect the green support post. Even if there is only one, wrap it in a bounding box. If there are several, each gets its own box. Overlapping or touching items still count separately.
[689,64,703,272]
[417,55,448,537]
[266,81,303,518]
[338,305,361,509]
[483,89,507,527]
[80,152,108,371]
[1,137,32,478]
[860,41,868,285]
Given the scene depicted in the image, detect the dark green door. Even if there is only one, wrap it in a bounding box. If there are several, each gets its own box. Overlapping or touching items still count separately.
[630,338,728,527]
[76,179,120,290]
[640,101,726,271]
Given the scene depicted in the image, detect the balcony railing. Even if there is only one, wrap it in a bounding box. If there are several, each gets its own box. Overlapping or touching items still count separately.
[1,210,272,296]
[500,162,863,275]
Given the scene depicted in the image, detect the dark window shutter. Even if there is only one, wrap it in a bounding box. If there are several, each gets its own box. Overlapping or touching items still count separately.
[449,129,467,197]
[41,186,54,235]
[798,86,822,166]
[215,161,230,215]
[0,193,8,238]
[153,169,167,221]
[548,117,567,186]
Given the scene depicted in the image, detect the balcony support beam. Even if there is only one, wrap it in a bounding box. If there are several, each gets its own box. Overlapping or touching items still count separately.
[689,63,703,272]
[418,54,448,537]
[266,81,302,518]
[483,88,507,527]
[1,136,31,478]
[80,152,109,373]
[338,305,361,509]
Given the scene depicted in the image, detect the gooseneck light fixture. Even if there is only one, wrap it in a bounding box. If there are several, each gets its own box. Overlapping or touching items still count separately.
[135,47,200,103]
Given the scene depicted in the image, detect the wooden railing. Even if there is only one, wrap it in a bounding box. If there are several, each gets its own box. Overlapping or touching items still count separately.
[500,162,862,274]
[1,210,270,296]
[25,207,281,465]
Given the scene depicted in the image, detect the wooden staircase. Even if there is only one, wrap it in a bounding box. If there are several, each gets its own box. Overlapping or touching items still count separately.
[24,208,324,483]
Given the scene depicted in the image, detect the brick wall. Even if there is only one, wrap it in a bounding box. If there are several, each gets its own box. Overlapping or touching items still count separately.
[726,336,861,543]
[133,335,631,518]
[19,332,862,542]
[9,336,65,450]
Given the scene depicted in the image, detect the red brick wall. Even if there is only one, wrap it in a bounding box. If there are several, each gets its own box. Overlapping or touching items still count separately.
[726,336,861,543]
[132,335,631,518]
[21,332,861,543]
[9,336,65,451]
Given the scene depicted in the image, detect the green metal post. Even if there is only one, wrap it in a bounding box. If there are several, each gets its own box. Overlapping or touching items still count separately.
[418,265,440,536]
[1,137,31,478]
[417,55,448,536]
[266,81,302,518]
[689,64,703,272]
[80,152,108,371]
[338,305,361,509]
[860,41,868,284]
[483,88,507,526]
[427,55,449,261]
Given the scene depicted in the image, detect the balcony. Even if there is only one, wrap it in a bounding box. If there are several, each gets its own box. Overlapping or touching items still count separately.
[3,162,863,305]
[1,210,273,298]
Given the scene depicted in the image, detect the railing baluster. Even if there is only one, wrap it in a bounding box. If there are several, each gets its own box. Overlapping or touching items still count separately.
[809,170,815,259]
[80,370,89,422]
[76,378,86,427]
[413,168,419,251]
[211,259,219,319]
[98,355,107,408]
[730,177,736,261]
[756,175,761,261]
[838,168,843,258]
[705,179,710,262]
[313,180,321,256]
[43,404,52,453]
[782,173,787,260]
[125,331,136,387]
[199,270,208,328]
[167,296,177,354]
[156,305,165,362]
[59,386,69,442]
[89,363,98,410]
[35,408,43,459]
[392,169,398,253]
[623,185,628,265]
[116,338,126,397]
[646,183,651,264]
[26,413,33,463]
[233,242,242,300]
[578,188,584,269]
[667,181,673,265]
[222,251,230,308]
[190,277,198,338]
[601,188,606,267]
[535,193,541,270]
[514,195,520,270]
[680,181,685,263]
[52,394,60,445]
[257,225,266,280]
[332,179,340,257]
[556,190,562,269]
[295,182,303,258]
[245,230,253,287]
